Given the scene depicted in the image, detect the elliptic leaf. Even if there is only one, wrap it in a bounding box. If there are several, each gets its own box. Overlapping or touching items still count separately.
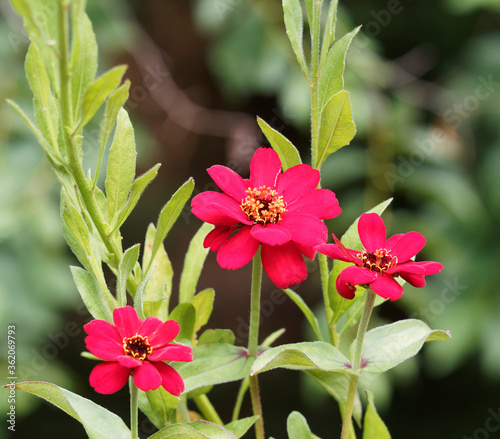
[283,0,309,80]
[287,411,313,439]
[362,391,391,439]
[150,421,237,439]
[224,416,259,438]
[190,288,215,336]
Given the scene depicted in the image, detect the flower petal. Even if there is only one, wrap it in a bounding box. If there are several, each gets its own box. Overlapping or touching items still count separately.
[414,261,443,275]
[287,189,340,219]
[149,344,193,362]
[370,274,404,301]
[249,148,282,189]
[358,213,386,252]
[280,213,327,247]
[113,306,141,339]
[217,226,260,269]
[152,361,185,396]
[138,316,163,337]
[203,226,234,251]
[336,266,378,299]
[250,223,291,245]
[83,319,122,344]
[117,355,142,368]
[191,192,252,226]
[295,242,317,260]
[207,165,248,202]
[387,261,427,275]
[390,231,426,262]
[278,164,320,204]
[89,362,130,394]
[385,233,404,250]
[133,361,162,392]
[261,242,307,288]
[85,334,124,361]
[149,320,180,347]
[400,273,426,288]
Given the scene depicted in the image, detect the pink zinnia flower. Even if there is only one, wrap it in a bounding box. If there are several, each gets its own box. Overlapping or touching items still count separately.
[315,213,443,301]
[84,306,192,395]
[191,148,341,288]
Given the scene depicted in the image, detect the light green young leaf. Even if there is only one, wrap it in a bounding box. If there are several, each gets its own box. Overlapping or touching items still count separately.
[62,202,91,256]
[174,344,252,393]
[224,416,259,438]
[256,117,302,171]
[315,90,356,169]
[251,341,354,376]
[137,387,179,430]
[109,163,161,235]
[363,391,391,439]
[358,319,451,374]
[150,178,195,271]
[190,288,215,336]
[70,266,112,322]
[303,0,313,25]
[11,382,130,439]
[179,222,214,303]
[283,0,310,80]
[70,3,98,123]
[78,65,127,131]
[198,329,235,345]
[319,0,339,68]
[150,421,237,439]
[134,269,155,320]
[306,370,362,426]
[261,328,286,348]
[283,289,323,341]
[318,27,360,111]
[169,303,196,341]
[117,244,140,307]
[105,108,137,221]
[287,411,313,439]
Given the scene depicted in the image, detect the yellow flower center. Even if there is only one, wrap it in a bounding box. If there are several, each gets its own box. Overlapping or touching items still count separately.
[123,335,153,361]
[358,248,398,274]
[240,186,287,226]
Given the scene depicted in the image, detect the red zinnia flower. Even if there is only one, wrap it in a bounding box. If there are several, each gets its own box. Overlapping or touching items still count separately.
[191,148,341,288]
[84,306,192,395]
[315,213,443,301]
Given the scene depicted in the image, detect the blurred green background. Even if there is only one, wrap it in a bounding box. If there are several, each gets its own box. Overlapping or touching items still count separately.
[1,0,499,437]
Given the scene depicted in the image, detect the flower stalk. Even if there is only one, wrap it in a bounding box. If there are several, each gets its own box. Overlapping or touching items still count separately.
[129,378,139,439]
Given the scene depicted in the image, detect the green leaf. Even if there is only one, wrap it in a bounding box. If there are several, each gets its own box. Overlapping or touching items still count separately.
[62,200,91,256]
[256,117,302,171]
[105,108,137,221]
[318,27,360,111]
[78,65,127,130]
[283,289,322,341]
[283,0,309,80]
[224,416,259,438]
[134,269,155,320]
[138,387,179,430]
[174,344,253,393]
[198,329,235,345]
[169,303,196,341]
[70,266,112,322]
[363,391,391,439]
[190,289,215,336]
[179,222,214,303]
[142,224,173,320]
[315,90,356,169]
[70,4,98,123]
[251,341,354,375]
[358,319,451,374]
[306,370,362,425]
[150,421,237,439]
[117,244,140,307]
[109,163,161,235]
[287,411,313,439]
[150,178,195,271]
[319,0,339,68]
[11,382,130,439]
[261,328,286,347]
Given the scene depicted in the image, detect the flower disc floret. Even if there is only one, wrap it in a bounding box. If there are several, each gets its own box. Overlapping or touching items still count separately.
[358,248,398,274]
[241,186,287,225]
[123,335,152,361]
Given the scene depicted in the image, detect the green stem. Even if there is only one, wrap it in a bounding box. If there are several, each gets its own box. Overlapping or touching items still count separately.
[232,376,250,422]
[129,379,139,439]
[310,0,323,168]
[248,249,264,439]
[340,289,376,439]
[318,253,339,346]
[193,395,223,425]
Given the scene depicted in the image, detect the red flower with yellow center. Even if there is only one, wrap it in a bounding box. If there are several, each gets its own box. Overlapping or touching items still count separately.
[84,306,192,395]
[315,213,443,301]
[191,148,341,288]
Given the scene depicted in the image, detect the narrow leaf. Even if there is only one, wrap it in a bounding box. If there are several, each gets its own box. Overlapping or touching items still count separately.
[134,269,155,320]
[283,0,309,80]
[363,391,391,439]
[117,244,140,307]
[224,416,259,438]
[283,289,322,341]
[358,319,451,374]
[105,108,137,221]
[319,0,339,68]
[137,387,179,430]
[70,266,112,322]
[179,222,214,303]
[256,117,302,171]
[190,288,215,336]
[11,382,130,439]
[287,411,313,439]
